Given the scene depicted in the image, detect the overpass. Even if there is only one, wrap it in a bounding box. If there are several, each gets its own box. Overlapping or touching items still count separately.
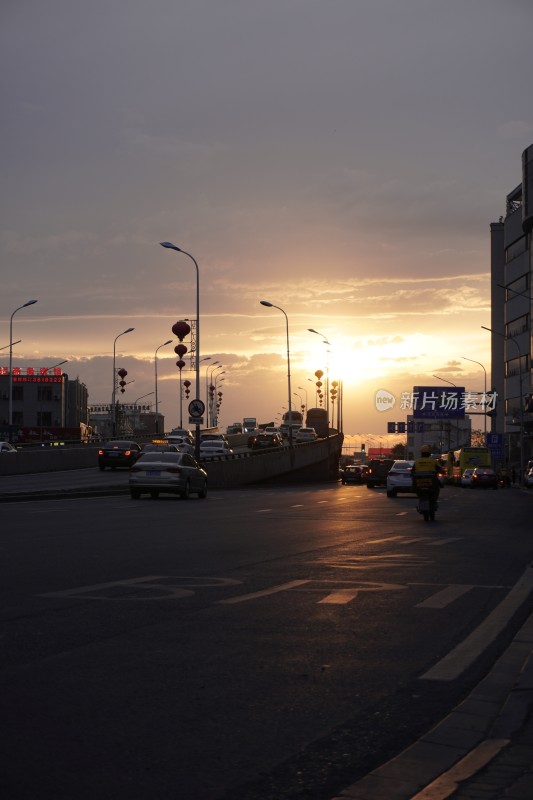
[0,434,343,489]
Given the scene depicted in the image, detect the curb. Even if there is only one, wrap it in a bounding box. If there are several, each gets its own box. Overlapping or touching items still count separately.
[331,611,533,800]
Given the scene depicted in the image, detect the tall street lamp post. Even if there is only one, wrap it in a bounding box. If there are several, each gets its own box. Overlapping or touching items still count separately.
[482,326,525,485]
[207,364,224,427]
[297,385,308,414]
[160,242,201,458]
[154,340,172,435]
[112,328,135,437]
[9,300,38,441]
[308,329,331,421]
[261,301,293,448]
[461,356,487,441]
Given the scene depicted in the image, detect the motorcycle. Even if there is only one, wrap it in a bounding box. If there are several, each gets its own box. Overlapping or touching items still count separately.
[414,474,439,522]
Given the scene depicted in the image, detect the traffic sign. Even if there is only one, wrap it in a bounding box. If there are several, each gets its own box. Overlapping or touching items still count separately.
[188,399,205,418]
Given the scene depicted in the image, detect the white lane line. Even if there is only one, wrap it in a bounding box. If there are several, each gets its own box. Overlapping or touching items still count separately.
[367,535,406,543]
[219,580,310,604]
[256,509,273,513]
[316,500,329,504]
[416,585,473,608]
[319,589,360,605]
[402,537,429,543]
[420,564,533,681]
[426,537,462,546]
[290,504,304,508]
[396,511,409,516]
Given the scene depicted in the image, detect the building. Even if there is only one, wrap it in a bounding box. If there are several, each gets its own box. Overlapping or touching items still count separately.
[88,402,163,440]
[490,143,533,471]
[0,367,89,442]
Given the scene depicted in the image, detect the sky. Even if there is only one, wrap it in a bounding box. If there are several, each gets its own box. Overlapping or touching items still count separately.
[2,0,533,443]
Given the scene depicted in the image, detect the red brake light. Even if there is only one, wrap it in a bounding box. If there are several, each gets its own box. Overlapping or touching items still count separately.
[98,449,103,455]
[124,450,132,456]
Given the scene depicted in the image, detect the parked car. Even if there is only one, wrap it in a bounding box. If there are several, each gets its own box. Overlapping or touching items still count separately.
[366,458,395,489]
[129,452,207,499]
[251,433,283,450]
[524,468,533,488]
[460,468,475,487]
[199,440,234,458]
[471,467,498,489]
[0,441,18,454]
[98,440,141,470]
[295,427,318,442]
[342,464,366,484]
[386,460,415,497]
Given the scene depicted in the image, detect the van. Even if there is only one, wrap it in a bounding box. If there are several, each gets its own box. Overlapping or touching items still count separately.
[366,458,394,489]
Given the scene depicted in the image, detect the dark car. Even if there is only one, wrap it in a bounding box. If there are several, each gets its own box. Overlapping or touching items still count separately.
[98,440,141,470]
[471,467,498,489]
[342,465,365,484]
[366,458,395,489]
[251,433,282,450]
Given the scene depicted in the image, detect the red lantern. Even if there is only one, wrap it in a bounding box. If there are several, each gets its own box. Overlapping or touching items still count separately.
[174,344,188,357]
[117,368,128,379]
[171,320,191,341]
[176,359,186,369]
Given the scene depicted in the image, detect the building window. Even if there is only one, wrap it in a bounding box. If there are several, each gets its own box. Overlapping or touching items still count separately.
[505,354,530,378]
[505,273,529,301]
[506,313,530,338]
[37,388,53,402]
[505,234,528,264]
[37,412,53,426]
[12,387,23,402]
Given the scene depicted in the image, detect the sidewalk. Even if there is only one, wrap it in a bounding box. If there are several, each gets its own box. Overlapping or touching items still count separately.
[332,609,533,800]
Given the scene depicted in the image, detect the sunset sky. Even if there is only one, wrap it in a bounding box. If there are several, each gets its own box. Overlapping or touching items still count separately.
[2,0,533,441]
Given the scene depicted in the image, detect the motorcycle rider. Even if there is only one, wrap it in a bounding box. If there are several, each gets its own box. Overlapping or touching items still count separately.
[412,444,444,499]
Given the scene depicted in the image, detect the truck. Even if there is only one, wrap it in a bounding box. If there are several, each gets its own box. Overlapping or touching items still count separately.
[305,407,329,438]
[280,410,303,439]
[242,417,258,433]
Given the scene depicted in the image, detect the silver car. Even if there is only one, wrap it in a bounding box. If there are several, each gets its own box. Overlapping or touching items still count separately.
[129,452,207,499]
[386,460,415,497]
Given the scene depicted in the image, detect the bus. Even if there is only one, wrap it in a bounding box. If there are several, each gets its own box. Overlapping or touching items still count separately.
[447,446,492,484]
[305,407,329,438]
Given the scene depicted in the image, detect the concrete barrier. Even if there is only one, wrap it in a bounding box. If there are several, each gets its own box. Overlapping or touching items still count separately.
[0,446,98,475]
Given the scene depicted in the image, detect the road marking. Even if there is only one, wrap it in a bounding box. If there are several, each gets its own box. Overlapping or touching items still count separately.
[420,564,533,681]
[319,589,360,604]
[367,535,406,543]
[416,584,473,608]
[426,537,462,546]
[315,554,432,570]
[219,580,310,604]
[290,504,304,508]
[396,511,409,516]
[316,500,329,504]
[39,575,242,601]
[256,508,273,513]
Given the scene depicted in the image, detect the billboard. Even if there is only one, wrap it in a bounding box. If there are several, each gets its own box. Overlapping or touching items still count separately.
[411,386,466,420]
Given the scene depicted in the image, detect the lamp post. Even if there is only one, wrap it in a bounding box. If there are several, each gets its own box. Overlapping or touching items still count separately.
[461,356,487,440]
[207,364,224,427]
[261,300,293,447]
[9,300,38,441]
[308,329,331,421]
[293,392,304,420]
[297,385,308,418]
[112,327,135,437]
[154,340,172,435]
[482,325,525,485]
[160,241,201,458]
[133,392,155,433]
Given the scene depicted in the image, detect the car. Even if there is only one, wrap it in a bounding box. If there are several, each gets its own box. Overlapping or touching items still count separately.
[471,467,498,489]
[129,451,207,499]
[0,441,18,454]
[199,440,234,458]
[460,468,475,487]
[524,468,533,488]
[98,440,141,470]
[200,433,229,444]
[366,458,395,489]
[164,436,195,454]
[342,464,366,484]
[168,428,194,443]
[264,426,282,436]
[295,427,318,442]
[251,433,283,450]
[386,460,415,497]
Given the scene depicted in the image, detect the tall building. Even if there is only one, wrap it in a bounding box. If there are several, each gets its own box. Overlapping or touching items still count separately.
[490,143,533,470]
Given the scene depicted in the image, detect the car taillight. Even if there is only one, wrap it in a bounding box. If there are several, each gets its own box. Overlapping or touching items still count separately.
[166,467,182,474]
[124,450,132,456]
[98,449,103,455]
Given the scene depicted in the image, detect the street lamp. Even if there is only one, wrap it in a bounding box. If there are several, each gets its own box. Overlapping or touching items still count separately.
[154,339,172,434]
[207,364,223,427]
[482,326,525,485]
[48,360,68,371]
[112,327,135,437]
[308,329,331,419]
[261,300,293,447]
[461,356,487,440]
[1,340,21,351]
[432,375,456,387]
[134,391,155,433]
[9,300,38,440]
[160,241,201,457]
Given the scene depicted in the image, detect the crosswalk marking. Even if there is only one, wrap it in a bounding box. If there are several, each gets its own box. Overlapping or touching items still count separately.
[416,585,473,608]
[219,580,309,604]
[319,589,360,604]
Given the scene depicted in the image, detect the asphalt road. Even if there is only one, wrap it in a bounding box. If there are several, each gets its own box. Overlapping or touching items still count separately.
[1,481,532,799]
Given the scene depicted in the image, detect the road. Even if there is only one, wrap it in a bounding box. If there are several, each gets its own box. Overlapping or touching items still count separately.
[1,480,532,799]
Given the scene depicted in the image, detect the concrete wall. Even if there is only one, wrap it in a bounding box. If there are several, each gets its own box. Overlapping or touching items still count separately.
[0,436,343,487]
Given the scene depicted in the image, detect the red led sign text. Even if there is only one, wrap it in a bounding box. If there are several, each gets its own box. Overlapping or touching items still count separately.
[0,367,64,377]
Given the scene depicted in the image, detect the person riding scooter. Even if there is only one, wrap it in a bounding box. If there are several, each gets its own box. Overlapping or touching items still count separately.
[412,444,443,500]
